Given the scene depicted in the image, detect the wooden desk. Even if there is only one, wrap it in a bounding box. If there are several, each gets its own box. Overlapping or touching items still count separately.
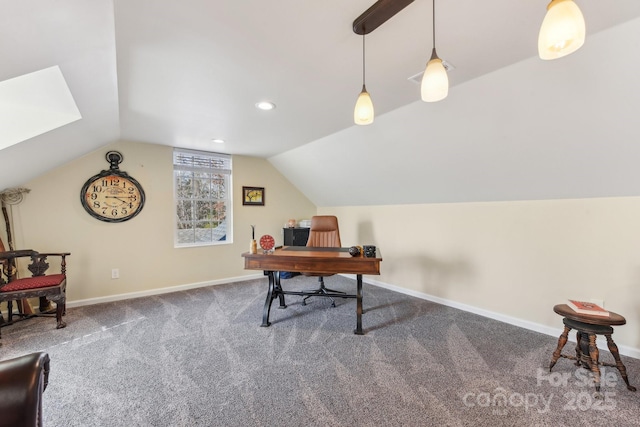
[242,247,382,335]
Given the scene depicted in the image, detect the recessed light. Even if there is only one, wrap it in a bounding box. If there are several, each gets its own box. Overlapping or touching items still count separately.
[407,60,455,85]
[255,101,276,111]
[212,138,225,144]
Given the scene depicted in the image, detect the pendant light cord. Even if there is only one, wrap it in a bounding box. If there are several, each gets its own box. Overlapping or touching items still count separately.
[432,0,436,50]
[362,34,366,86]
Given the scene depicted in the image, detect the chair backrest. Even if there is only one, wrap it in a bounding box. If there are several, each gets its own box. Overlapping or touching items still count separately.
[306,216,341,248]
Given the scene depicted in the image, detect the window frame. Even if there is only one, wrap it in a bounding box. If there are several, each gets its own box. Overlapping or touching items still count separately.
[173,148,233,248]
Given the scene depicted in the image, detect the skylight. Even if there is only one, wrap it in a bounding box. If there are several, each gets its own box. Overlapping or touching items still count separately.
[0,66,82,150]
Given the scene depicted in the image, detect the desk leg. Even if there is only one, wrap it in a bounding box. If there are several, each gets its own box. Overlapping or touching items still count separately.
[261,271,276,327]
[275,271,287,309]
[354,274,364,335]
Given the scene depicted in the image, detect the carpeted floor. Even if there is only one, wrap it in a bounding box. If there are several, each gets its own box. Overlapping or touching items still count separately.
[1,275,639,426]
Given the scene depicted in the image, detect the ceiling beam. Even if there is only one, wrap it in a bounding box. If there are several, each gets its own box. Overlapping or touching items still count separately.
[353,0,415,35]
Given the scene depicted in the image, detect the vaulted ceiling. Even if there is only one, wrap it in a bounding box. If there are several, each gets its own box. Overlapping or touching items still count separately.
[2,1,640,203]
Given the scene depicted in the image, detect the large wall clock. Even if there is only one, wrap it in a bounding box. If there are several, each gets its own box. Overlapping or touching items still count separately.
[80,151,146,223]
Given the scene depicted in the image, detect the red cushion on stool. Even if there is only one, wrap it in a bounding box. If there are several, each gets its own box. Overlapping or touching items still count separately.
[1,274,65,292]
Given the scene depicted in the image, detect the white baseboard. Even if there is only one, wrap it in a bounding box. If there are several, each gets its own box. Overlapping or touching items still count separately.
[66,273,264,308]
[341,274,640,360]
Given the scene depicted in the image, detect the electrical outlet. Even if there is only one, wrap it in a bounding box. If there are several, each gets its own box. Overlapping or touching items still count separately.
[111,268,119,279]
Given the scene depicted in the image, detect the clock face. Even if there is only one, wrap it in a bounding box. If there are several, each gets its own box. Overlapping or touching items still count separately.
[81,173,145,222]
[259,234,275,251]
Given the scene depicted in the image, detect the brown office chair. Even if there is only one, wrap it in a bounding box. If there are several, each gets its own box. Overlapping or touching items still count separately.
[302,215,345,307]
[0,351,50,427]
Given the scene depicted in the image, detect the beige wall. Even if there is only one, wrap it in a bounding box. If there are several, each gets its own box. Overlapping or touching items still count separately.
[6,140,640,356]
[320,198,640,354]
[10,140,316,303]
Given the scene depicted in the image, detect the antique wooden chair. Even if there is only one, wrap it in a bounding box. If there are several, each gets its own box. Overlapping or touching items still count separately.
[0,250,70,343]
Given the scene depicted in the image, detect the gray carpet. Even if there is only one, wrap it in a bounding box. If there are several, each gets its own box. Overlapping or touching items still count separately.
[1,275,639,426]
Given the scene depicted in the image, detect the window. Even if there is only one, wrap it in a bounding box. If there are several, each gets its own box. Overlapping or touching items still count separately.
[173,148,232,246]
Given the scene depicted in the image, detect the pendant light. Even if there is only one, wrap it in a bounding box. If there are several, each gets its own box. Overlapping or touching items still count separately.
[538,0,585,60]
[421,0,448,102]
[354,34,374,125]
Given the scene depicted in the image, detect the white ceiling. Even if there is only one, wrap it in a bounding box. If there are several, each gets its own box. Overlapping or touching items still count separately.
[2,1,640,199]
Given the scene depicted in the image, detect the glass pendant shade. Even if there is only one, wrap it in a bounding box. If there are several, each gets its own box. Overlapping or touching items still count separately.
[538,0,585,60]
[354,85,374,125]
[421,49,448,102]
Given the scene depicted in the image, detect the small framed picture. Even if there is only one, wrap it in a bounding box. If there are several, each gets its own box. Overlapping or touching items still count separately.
[242,186,265,206]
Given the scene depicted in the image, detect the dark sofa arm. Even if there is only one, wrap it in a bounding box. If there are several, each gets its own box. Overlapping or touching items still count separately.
[0,352,50,427]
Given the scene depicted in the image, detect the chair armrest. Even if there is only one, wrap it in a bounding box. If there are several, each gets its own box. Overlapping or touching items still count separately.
[0,249,36,261]
[0,250,70,280]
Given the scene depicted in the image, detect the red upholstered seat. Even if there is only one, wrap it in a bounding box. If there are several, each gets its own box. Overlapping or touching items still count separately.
[1,274,65,292]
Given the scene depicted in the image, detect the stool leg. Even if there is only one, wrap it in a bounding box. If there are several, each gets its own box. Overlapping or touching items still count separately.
[587,333,601,393]
[550,325,571,371]
[605,334,636,391]
[574,331,583,367]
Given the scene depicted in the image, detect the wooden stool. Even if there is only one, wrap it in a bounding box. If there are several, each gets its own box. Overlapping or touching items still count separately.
[550,304,636,392]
